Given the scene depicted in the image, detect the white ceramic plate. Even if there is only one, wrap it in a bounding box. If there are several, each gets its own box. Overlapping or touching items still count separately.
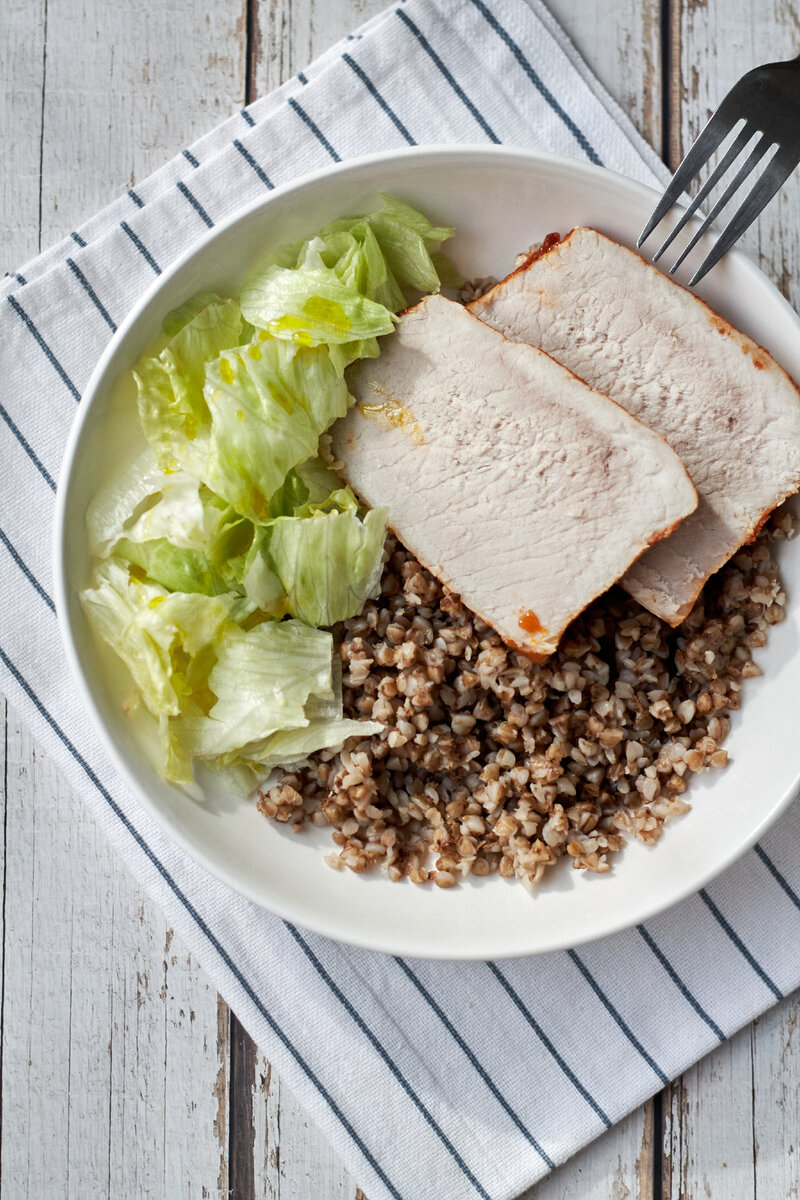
[54,146,800,960]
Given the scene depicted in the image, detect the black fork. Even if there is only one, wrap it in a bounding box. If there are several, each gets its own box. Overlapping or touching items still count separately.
[638,54,800,285]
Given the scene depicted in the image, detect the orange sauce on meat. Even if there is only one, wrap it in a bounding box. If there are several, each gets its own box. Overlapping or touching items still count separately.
[518,609,544,635]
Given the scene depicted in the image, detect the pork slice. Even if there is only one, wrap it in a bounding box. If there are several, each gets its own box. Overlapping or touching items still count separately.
[470,226,800,624]
[332,294,696,658]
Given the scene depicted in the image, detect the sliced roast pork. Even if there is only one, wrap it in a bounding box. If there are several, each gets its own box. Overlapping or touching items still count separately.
[471,226,800,624]
[332,294,696,658]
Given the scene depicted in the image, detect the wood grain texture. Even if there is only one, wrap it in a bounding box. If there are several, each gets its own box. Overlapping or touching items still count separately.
[526,1104,656,1199]
[245,1038,360,1199]
[0,0,46,271]
[2,0,247,1195]
[673,0,800,308]
[0,705,229,1199]
[37,0,249,251]
[752,993,800,1199]
[662,995,800,1200]
[663,1027,756,1200]
[661,3,800,1196]
[251,0,388,96]
[549,0,663,149]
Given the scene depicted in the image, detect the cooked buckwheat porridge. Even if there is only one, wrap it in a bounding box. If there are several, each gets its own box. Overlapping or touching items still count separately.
[258,511,795,889]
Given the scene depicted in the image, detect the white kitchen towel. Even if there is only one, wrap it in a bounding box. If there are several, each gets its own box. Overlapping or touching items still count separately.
[2,2,799,1198]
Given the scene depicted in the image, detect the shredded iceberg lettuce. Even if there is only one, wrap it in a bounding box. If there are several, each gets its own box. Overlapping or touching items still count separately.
[81,195,457,792]
[135,295,243,476]
[203,338,349,520]
[239,247,397,349]
[268,499,388,627]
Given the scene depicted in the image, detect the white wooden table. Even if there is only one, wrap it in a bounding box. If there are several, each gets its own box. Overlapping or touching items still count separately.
[2,1,799,1196]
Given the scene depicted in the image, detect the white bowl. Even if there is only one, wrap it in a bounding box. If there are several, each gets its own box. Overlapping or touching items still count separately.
[54,146,800,959]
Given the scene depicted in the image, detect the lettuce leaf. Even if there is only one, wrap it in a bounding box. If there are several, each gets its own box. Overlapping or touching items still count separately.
[268,501,387,626]
[239,254,396,349]
[80,562,341,780]
[114,537,231,597]
[87,448,170,557]
[203,338,350,521]
[135,296,243,472]
[278,194,459,312]
[177,620,334,758]
[80,558,238,783]
[208,656,382,775]
[246,717,382,773]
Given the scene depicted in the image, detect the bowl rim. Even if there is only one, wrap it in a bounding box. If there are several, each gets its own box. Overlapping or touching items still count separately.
[52,142,800,958]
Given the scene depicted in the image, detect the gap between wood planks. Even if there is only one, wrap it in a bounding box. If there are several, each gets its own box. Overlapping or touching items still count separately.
[230,1010,258,1197]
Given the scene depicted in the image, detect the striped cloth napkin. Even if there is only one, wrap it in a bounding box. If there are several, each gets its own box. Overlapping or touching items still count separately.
[2,2,799,1197]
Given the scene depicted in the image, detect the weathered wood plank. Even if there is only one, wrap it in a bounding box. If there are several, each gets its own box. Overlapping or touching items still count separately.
[674,0,800,308]
[2,2,249,1196]
[247,1039,360,1199]
[0,704,229,1199]
[662,1028,756,1200]
[752,993,800,1199]
[251,0,388,96]
[661,4,800,1197]
[37,0,249,252]
[527,1103,656,1199]
[550,0,663,150]
[661,990,800,1199]
[0,0,46,272]
[230,1011,259,1196]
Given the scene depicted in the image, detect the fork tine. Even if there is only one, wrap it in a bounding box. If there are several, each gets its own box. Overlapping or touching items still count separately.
[652,124,753,264]
[637,114,733,247]
[689,148,800,285]
[668,135,771,276]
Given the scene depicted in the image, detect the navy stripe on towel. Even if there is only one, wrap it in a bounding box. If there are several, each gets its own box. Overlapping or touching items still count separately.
[176,181,214,228]
[0,646,406,1200]
[396,959,555,1170]
[468,0,602,165]
[120,222,161,274]
[182,147,200,168]
[287,97,342,162]
[240,109,256,127]
[0,527,55,613]
[487,962,611,1127]
[6,294,81,401]
[66,259,117,332]
[754,843,800,913]
[128,188,145,209]
[636,925,725,1042]
[0,403,56,490]
[14,273,27,286]
[394,9,500,143]
[232,140,274,189]
[70,230,88,248]
[567,950,669,1085]
[288,926,491,1200]
[342,54,416,144]
[700,889,783,1000]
